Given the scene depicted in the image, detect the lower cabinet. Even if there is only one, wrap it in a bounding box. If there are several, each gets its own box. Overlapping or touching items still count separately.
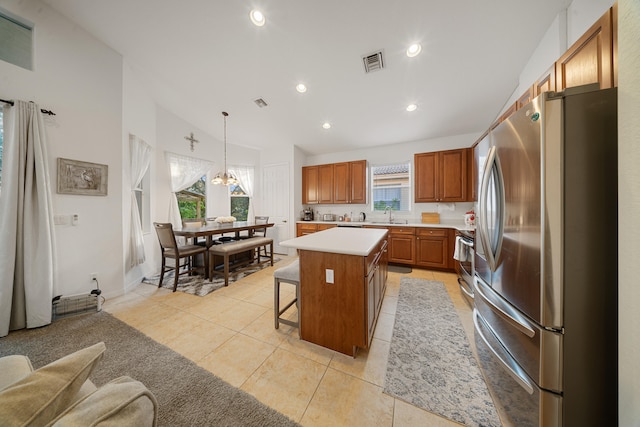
[388,227,416,265]
[416,228,450,269]
[296,222,336,237]
[366,225,454,270]
[367,240,388,342]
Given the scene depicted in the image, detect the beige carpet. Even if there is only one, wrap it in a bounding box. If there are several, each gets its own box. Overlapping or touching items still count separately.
[0,311,299,427]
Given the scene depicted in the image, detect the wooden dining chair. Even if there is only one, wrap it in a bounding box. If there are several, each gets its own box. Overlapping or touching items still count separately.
[182,218,205,245]
[153,222,209,291]
[254,216,271,259]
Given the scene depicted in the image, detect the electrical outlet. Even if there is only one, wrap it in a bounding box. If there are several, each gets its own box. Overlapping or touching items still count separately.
[90,273,98,281]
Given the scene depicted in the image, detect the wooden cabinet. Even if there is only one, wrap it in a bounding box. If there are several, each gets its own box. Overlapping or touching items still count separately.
[334,160,367,204]
[299,235,388,356]
[534,65,556,96]
[318,164,334,204]
[296,222,336,237]
[296,222,317,237]
[303,160,367,205]
[302,166,319,204]
[415,228,451,269]
[556,7,613,91]
[367,240,388,343]
[387,227,416,265]
[415,149,468,203]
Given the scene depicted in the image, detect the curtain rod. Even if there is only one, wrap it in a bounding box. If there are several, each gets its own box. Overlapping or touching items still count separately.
[0,98,56,116]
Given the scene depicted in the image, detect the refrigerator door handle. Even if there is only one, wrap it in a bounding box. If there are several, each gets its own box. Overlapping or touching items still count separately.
[478,145,504,272]
[475,276,536,338]
[473,309,535,395]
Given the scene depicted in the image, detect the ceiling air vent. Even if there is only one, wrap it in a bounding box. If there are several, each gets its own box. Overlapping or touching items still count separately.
[254,98,268,108]
[362,50,384,73]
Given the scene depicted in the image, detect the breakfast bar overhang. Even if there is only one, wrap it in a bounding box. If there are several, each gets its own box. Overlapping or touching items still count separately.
[280,227,389,357]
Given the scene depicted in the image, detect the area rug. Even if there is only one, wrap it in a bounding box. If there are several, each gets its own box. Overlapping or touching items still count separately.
[383,278,501,427]
[0,311,299,427]
[143,257,280,296]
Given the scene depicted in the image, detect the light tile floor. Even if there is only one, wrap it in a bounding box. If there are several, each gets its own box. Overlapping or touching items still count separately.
[104,256,476,426]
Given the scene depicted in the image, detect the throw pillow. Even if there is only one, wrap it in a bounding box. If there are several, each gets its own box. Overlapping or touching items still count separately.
[0,342,106,426]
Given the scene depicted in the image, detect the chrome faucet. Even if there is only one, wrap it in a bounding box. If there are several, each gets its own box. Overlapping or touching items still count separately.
[384,206,393,223]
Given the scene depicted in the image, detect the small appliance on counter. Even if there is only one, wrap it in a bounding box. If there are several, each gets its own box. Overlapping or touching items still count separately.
[302,208,314,221]
[322,213,336,222]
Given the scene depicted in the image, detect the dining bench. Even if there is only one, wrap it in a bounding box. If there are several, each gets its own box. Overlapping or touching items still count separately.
[208,236,273,286]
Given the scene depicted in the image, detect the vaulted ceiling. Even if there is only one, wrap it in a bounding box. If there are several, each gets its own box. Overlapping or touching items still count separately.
[43,0,571,155]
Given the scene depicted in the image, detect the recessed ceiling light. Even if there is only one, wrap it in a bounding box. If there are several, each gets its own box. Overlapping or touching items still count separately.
[406,43,422,57]
[296,83,307,93]
[250,9,265,27]
[322,122,331,129]
[406,104,418,112]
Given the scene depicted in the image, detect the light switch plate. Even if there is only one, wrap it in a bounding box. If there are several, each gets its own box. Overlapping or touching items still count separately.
[325,269,334,284]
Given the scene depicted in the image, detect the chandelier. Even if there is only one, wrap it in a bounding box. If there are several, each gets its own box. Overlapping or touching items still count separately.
[211,111,239,186]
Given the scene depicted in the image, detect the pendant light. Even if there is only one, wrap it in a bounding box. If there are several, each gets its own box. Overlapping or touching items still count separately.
[211,111,239,186]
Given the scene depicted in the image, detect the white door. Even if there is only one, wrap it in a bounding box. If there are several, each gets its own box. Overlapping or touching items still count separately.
[262,163,290,254]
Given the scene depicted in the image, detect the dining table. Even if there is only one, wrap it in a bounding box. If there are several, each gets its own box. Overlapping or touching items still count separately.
[173,221,274,249]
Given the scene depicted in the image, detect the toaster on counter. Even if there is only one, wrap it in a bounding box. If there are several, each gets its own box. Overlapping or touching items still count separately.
[322,214,336,221]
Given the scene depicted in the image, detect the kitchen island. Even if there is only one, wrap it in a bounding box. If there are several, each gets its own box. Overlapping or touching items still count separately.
[280,227,388,357]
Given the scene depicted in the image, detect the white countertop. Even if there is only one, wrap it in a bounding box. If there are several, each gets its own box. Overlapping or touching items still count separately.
[281,227,389,256]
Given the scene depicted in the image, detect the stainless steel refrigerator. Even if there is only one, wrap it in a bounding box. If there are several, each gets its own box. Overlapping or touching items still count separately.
[473,86,618,427]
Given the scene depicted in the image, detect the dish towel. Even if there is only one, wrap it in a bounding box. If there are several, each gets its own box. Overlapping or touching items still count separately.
[453,236,467,262]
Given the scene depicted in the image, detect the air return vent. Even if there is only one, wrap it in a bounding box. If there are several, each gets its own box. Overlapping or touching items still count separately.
[254,98,268,108]
[362,50,385,73]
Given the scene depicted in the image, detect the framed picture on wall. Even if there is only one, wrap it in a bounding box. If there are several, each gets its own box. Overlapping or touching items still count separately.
[57,158,108,196]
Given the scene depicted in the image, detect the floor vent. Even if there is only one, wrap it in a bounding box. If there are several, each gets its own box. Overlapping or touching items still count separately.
[362,50,385,73]
[52,293,100,320]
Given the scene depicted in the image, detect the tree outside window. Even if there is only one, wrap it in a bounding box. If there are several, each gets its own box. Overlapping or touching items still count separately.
[178,175,206,219]
[229,183,249,221]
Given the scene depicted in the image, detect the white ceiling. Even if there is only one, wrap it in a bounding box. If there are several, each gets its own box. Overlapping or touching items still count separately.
[43,0,571,155]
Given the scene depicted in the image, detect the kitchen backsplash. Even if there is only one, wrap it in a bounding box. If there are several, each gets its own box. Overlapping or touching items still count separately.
[307,202,474,223]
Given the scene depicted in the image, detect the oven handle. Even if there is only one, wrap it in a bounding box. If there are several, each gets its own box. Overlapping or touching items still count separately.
[459,238,474,248]
[457,277,474,299]
[474,276,536,338]
[473,309,535,395]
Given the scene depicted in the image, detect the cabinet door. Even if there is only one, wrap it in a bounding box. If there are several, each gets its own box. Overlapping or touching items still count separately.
[534,65,556,96]
[389,234,415,265]
[333,162,349,204]
[516,87,534,110]
[439,149,467,202]
[415,229,449,269]
[318,164,334,204]
[555,8,613,91]
[302,166,319,204]
[296,223,317,237]
[414,152,438,202]
[349,160,367,204]
[367,268,377,342]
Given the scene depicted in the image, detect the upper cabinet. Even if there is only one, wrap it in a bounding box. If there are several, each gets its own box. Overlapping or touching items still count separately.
[556,7,614,91]
[334,160,367,204]
[415,149,468,203]
[303,160,367,205]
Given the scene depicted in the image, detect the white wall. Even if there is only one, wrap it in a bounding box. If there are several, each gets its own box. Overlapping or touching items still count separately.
[122,60,158,289]
[618,0,640,424]
[0,0,125,299]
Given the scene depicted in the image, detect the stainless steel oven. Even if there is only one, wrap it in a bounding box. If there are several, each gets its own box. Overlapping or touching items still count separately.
[454,229,474,305]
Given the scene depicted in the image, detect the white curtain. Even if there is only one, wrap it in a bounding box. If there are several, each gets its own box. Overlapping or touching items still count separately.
[229,166,255,221]
[0,101,56,337]
[164,152,214,228]
[126,134,151,269]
